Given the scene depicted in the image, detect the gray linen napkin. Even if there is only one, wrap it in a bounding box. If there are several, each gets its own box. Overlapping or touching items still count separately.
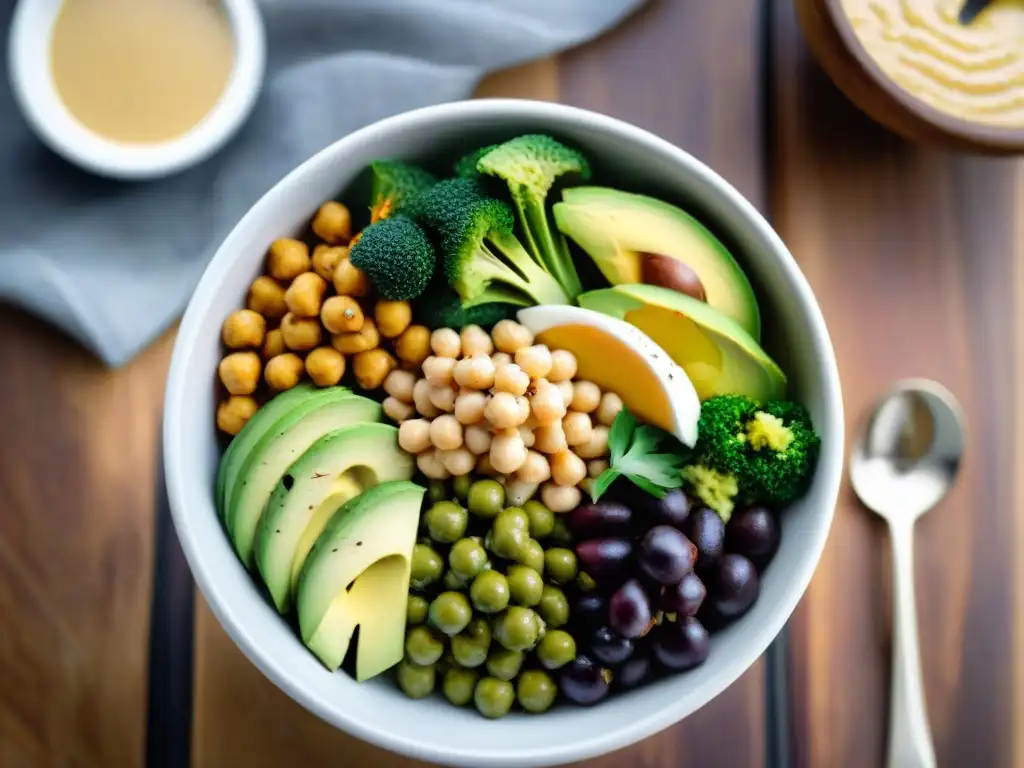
[0,0,645,367]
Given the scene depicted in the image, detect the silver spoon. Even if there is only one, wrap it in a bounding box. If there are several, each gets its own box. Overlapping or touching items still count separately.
[849,379,965,768]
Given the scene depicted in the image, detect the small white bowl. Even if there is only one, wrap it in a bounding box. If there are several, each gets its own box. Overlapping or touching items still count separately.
[163,100,844,767]
[7,0,265,181]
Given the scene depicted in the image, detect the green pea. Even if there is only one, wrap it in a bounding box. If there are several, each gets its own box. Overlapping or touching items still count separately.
[474,677,515,719]
[537,585,569,628]
[516,538,545,573]
[549,516,573,546]
[410,543,444,590]
[485,646,524,682]
[449,538,488,581]
[536,630,576,670]
[506,565,543,607]
[496,506,529,533]
[407,595,429,625]
[517,670,557,714]
[425,500,468,544]
[397,660,435,699]
[544,548,578,584]
[452,474,472,504]
[467,479,504,519]
[426,480,448,505]
[576,571,597,592]
[451,618,491,668]
[405,625,444,666]
[523,500,554,539]
[487,525,527,560]
[428,592,473,636]
[443,569,468,591]
[442,666,478,707]
[494,606,542,652]
[469,570,510,614]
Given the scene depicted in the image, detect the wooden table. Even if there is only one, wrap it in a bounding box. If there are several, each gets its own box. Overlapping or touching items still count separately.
[2,1,1022,766]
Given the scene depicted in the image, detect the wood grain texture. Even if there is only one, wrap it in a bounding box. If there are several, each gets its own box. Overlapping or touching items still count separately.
[771,1,1024,765]
[190,2,770,766]
[0,314,170,768]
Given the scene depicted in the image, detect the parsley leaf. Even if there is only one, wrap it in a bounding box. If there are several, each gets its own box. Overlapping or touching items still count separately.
[592,406,690,502]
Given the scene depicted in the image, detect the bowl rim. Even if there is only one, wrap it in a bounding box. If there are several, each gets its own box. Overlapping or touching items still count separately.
[7,0,266,181]
[163,98,844,767]
[820,0,1024,151]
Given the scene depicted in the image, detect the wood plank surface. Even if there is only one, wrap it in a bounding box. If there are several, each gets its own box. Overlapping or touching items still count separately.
[770,1,1024,766]
[190,2,770,766]
[0,317,171,768]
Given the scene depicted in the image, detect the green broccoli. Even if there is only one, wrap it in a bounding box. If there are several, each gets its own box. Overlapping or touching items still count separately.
[413,178,570,308]
[681,394,821,520]
[349,216,436,300]
[453,144,499,178]
[368,159,436,223]
[472,135,589,298]
[415,284,519,330]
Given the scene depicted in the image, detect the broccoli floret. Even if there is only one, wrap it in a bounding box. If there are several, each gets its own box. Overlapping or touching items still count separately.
[680,464,740,521]
[453,145,499,178]
[349,216,436,300]
[681,394,820,515]
[413,178,570,308]
[369,160,436,223]
[472,134,589,298]
[414,285,518,330]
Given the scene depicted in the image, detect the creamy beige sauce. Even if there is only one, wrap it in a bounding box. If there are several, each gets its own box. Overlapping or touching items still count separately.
[50,0,235,143]
[841,0,1024,127]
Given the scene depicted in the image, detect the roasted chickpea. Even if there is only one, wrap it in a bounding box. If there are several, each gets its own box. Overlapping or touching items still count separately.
[430,328,461,358]
[533,422,567,454]
[217,395,258,435]
[519,425,535,449]
[353,348,396,390]
[587,459,609,478]
[261,328,286,360]
[267,238,310,281]
[597,392,624,426]
[454,391,487,425]
[383,397,415,423]
[493,363,529,395]
[453,354,495,390]
[422,356,456,386]
[548,349,578,382]
[418,449,450,480]
[575,425,610,459]
[280,312,322,351]
[305,347,345,387]
[218,352,261,395]
[399,419,432,453]
[222,309,266,349]
[285,272,328,318]
[540,482,582,514]
[485,392,526,430]
[247,276,288,320]
[491,352,513,368]
[395,325,431,366]
[515,345,552,380]
[264,353,305,392]
[550,450,587,487]
[460,325,493,357]
[311,245,348,281]
[562,411,593,447]
[571,381,601,414]
[375,300,412,338]
[516,450,551,484]
[383,369,417,403]
[490,432,527,475]
[441,447,476,476]
[312,201,352,244]
[321,295,364,334]
[430,414,463,451]
[464,424,492,455]
[555,380,574,406]
[412,378,441,418]
[332,257,370,297]
[491,320,533,354]
[428,384,457,413]
[529,379,566,426]
[331,318,379,355]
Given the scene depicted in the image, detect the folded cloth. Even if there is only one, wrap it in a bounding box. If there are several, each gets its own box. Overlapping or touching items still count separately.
[0,0,645,367]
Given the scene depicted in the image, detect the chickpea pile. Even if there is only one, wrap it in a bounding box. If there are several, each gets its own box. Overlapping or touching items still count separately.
[389,320,623,513]
[216,201,434,436]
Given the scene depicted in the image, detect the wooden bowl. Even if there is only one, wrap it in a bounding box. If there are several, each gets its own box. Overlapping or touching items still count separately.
[795,0,1024,155]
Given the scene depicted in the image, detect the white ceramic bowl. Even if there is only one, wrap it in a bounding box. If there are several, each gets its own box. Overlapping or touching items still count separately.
[7,0,265,181]
[163,99,844,768]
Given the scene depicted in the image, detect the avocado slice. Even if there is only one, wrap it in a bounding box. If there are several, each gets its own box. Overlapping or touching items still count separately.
[553,187,761,339]
[254,423,415,614]
[226,388,381,567]
[296,481,424,680]
[578,284,786,402]
[216,383,322,520]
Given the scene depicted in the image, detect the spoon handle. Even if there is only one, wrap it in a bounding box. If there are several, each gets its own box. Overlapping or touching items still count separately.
[886,520,937,768]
